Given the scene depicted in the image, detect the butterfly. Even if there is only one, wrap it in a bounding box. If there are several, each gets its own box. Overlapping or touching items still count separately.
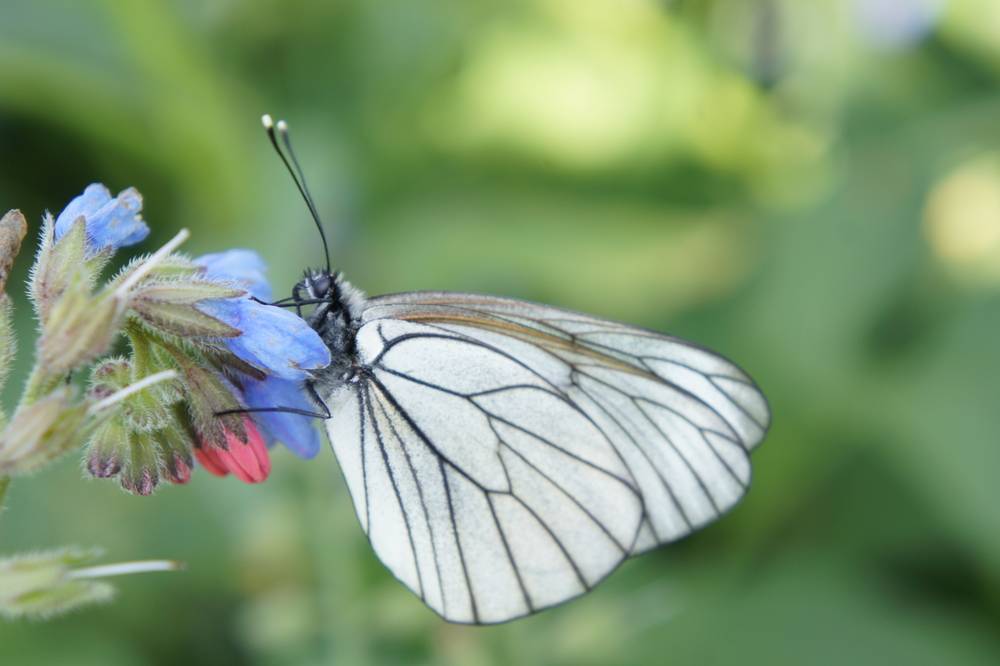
[260,116,771,625]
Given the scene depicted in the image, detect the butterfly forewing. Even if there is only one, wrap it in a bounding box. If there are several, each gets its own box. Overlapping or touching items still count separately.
[325,291,770,623]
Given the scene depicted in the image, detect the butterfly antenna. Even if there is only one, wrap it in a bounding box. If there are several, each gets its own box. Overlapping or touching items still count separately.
[261,114,332,274]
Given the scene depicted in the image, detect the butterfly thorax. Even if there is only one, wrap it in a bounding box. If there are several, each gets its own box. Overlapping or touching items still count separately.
[293,268,366,386]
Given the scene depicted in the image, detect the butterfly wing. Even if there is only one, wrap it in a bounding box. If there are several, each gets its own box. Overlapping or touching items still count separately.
[324,292,770,624]
[362,292,771,544]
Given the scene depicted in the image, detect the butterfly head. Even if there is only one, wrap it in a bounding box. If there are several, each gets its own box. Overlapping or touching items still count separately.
[260,115,366,382]
[292,268,365,381]
[299,268,335,301]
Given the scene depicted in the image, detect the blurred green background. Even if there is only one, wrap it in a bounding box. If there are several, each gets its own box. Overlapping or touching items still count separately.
[2,0,1000,664]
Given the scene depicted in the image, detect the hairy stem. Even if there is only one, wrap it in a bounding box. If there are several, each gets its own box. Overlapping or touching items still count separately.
[125,322,153,379]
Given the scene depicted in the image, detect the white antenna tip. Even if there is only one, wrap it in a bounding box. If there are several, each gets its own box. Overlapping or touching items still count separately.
[261,114,274,129]
[276,119,288,132]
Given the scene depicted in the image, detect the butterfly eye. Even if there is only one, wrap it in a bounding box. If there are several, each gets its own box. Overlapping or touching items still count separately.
[310,273,332,298]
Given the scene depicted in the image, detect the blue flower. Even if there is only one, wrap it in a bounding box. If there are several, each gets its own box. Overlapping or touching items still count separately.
[196,249,271,301]
[55,183,149,255]
[197,297,330,380]
[195,250,330,378]
[193,250,329,459]
[242,376,322,459]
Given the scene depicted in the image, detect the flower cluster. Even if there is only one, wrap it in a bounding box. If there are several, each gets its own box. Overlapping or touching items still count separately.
[0,182,330,619]
[194,250,328,459]
[2,183,330,494]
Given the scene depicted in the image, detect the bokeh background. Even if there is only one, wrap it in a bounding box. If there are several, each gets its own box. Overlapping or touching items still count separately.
[2,0,999,664]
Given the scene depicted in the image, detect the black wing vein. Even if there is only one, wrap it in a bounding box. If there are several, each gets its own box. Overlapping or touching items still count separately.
[364,383,426,601]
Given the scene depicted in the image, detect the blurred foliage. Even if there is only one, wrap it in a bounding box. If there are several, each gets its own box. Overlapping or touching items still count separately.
[2,0,1000,664]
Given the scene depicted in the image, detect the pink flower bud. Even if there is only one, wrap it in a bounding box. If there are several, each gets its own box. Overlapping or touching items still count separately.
[194,416,270,484]
[164,456,192,485]
[193,446,228,477]
[120,468,157,496]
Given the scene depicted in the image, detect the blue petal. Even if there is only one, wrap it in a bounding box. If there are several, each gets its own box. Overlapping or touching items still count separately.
[243,376,322,458]
[54,184,111,240]
[87,187,149,250]
[120,216,153,247]
[198,298,331,380]
[196,249,272,301]
[54,183,149,253]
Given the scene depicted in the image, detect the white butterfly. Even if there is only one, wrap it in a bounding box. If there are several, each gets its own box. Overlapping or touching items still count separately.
[264,116,771,625]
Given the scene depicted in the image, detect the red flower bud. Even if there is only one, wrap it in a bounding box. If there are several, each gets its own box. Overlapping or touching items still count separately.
[194,416,270,484]
[194,446,228,476]
[164,456,192,484]
[155,426,194,485]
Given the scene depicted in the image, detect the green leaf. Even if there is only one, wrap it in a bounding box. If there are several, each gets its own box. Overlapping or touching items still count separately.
[133,279,244,305]
[130,301,240,338]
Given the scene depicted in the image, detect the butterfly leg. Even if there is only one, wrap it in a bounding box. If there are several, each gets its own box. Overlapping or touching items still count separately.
[215,405,329,419]
[304,381,332,419]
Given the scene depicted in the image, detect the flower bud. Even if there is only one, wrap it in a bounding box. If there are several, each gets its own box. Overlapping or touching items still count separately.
[156,426,194,485]
[193,443,228,477]
[84,417,127,479]
[0,210,25,403]
[53,184,148,257]
[0,548,179,619]
[0,387,89,476]
[88,357,132,398]
[29,217,91,324]
[0,548,113,619]
[175,362,247,447]
[120,429,161,496]
[85,402,195,491]
[194,416,270,484]
[91,354,178,433]
[0,209,27,294]
[38,284,122,376]
[124,383,175,433]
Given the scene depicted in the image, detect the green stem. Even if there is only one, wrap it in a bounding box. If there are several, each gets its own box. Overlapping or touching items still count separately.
[0,476,10,511]
[125,322,153,379]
